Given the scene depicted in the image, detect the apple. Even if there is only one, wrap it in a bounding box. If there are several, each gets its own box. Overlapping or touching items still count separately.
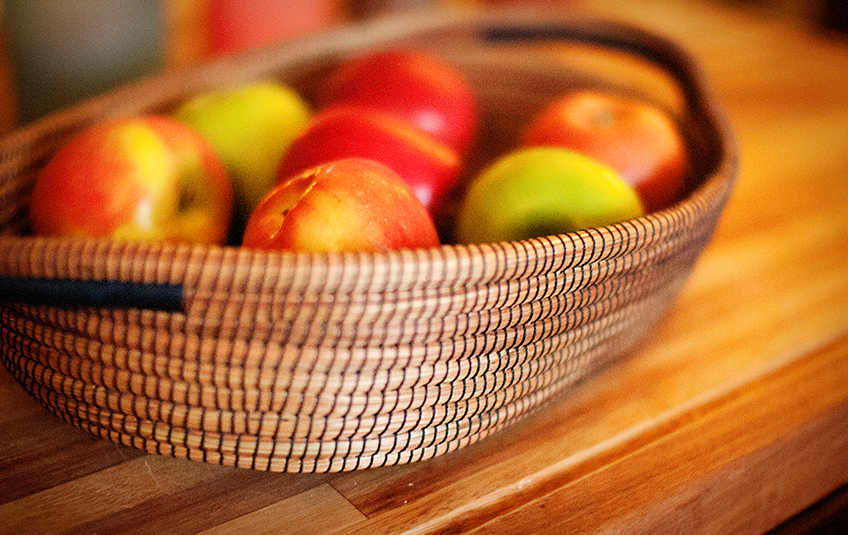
[316,49,477,155]
[454,147,644,245]
[173,81,310,215]
[243,158,440,253]
[522,90,689,212]
[275,106,460,217]
[29,115,233,245]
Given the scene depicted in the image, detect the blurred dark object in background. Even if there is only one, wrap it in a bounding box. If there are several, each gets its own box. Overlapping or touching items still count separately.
[821,0,848,34]
[724,0,848,35]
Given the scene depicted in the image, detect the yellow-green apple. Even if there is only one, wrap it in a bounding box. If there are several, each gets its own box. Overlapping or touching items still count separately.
[243,158,439,253]
[173,81,310,215]
[275,106,460,218]
[29,115,233,245]
[522,90,689,212]
[316,49,477,155]
[455,147,644,244]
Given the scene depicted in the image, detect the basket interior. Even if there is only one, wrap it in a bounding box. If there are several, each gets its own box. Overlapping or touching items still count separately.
[0,11,729,243]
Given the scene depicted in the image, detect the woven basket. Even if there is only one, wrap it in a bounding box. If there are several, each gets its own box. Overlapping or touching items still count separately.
[0,9,736,473]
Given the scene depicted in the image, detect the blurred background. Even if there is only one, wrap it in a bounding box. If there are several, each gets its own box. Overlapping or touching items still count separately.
[0,0,844,134]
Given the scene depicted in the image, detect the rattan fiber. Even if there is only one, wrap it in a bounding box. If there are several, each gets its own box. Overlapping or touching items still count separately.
[0,9,736,472]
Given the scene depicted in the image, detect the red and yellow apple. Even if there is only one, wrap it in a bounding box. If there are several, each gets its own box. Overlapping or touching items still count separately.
[244,158,439,253]
[455,147,644,245]
[317,49,478,155]
[29,115,233,245]
[276,106,460,217]
[173,81,311,216]
[522,90,689,212]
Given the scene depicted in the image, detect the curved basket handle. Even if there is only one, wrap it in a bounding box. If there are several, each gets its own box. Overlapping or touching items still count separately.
[476,15,731,178]
[480,18,705,102]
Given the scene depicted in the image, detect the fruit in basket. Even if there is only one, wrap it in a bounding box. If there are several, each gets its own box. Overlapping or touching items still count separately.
[317,49,478,154]
[244,158,440,252]
[173,81,310,215]
[455,147,644,244]
[29,116,233,245]
[276,106,460,217]
[522,90,689,212]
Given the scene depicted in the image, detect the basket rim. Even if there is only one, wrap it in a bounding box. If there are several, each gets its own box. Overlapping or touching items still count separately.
[0,8,737,298]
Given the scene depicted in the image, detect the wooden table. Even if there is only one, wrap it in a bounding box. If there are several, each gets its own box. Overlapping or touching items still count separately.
[2,0,848,533]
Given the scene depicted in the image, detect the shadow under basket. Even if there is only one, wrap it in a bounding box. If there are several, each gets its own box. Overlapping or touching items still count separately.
[0,10,737,473]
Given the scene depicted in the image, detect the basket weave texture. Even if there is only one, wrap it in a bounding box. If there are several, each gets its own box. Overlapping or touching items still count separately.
[0,10,736,472]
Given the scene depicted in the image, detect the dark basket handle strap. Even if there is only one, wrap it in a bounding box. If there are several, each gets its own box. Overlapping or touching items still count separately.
[0,276,184,312]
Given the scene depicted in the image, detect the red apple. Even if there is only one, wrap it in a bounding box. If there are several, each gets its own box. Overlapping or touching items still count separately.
[316,49,477,155]
[244,158,439,253]
[522,90,689,212]
[29,115,233,245]
[276,106,460,217]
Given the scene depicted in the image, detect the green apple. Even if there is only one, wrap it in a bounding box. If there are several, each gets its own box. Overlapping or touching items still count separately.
[174,81,310,215]
[455,147,644,244]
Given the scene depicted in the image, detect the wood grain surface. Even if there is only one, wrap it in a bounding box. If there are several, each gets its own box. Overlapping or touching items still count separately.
[2,0,848,533]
